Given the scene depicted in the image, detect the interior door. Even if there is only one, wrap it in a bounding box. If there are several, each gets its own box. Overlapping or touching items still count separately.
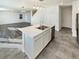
[76,13,79,43]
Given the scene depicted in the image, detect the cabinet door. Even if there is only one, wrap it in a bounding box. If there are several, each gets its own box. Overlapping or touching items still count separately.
[42,29,51,48]
[34,37,43,57]
[34,29,51,57]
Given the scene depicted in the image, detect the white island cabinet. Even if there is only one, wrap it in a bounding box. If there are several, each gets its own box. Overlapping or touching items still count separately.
[18,25,52,59]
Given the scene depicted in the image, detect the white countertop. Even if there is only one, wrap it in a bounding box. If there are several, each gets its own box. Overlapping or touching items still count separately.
[18,25,51,38]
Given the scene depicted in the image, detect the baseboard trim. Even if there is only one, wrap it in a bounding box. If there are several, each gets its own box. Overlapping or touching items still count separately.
[61,27,72,30]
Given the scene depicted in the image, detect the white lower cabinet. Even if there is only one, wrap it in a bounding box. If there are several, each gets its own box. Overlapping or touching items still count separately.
[24,29,51,59]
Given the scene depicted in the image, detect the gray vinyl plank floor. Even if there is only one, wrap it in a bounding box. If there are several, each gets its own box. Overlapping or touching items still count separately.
[0,28,79,59]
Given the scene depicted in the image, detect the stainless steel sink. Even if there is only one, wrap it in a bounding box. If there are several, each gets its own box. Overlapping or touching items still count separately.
[37,25,48,30]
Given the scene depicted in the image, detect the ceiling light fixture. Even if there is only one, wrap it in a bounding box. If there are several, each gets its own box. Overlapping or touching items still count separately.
[33,0,40,9]
[39,0,44,1]
[21,6,26,12]
[33,6,40,9]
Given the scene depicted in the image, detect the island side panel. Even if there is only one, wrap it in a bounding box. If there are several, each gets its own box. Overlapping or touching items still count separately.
[21,32,25,53]
[24,33,34,59]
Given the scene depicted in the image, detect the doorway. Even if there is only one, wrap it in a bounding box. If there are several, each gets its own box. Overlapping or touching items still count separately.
[59,6,72,31]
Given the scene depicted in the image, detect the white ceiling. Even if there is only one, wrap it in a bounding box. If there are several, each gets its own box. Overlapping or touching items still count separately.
[0,0,74,9]
[0,0,33,9]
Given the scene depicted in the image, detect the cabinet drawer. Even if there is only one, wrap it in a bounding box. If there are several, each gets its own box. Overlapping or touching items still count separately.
[34,29,51,40]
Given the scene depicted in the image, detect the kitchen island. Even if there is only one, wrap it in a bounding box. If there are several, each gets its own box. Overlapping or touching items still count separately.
[18,25,55,59]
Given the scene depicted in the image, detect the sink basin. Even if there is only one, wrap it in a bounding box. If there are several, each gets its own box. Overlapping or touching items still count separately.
[37,25,48,30]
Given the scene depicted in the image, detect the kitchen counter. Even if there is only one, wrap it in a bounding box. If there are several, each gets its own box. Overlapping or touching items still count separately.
[0,22,31,43]
[18,25,54,59]
[18,25,51,39]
